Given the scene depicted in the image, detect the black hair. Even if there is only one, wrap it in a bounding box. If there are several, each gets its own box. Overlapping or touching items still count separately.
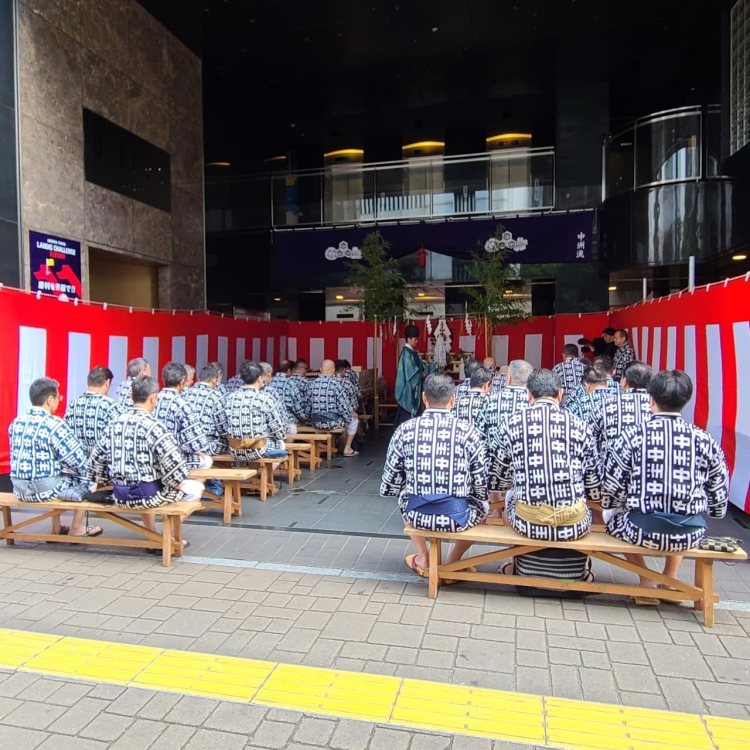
[648,370,693,411]
[29,378,59,406]
[87,366,114,387]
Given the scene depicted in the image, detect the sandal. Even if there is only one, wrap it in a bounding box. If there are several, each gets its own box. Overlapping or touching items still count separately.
[343,451,359,458]
[48,525,69,543]
[70,526,103,539]
[405,554,428,578]
[632,595,661,606]
[444,566,477,585]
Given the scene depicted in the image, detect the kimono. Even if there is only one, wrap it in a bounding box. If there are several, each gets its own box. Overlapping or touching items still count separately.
[395,345,426,418]
[380,408,488,532]
[451,389,487,427]
[590,389,652,459]
[565,387,616,425]
[65,392,126,456]
[153,389,210,468]
[475,384,530,439]
[602,414,730,551]
[89,408,191,509]
[115,377,135,406]
[182,382,229,455]
[489,399,602,541]
[225,387,287,460]
[310,376,353,430]
[552,358,585,396]
[613,342,636,379]
[9,408,89,502]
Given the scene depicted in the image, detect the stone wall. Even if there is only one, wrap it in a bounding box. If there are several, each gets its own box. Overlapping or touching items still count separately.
[17,0,205,309]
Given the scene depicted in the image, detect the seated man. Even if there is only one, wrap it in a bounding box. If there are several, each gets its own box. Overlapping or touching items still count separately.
[310,360,359,457]
[225,362,247,394]
[456,358,482,396]
[602,370,729,593]
[476,359,533,439]
[153,362,212,470]
[209,361,228,398]
[9,378,100,537]
[342,359,363,402]
[266,359,297,434]
[335,359,360,415]
[565,367,616,424]
[115,357,150,406]
[483,357,507,392]
[89,376,204,537]
[65,366,125,456]
[184,364,196,388]
[225,361,288,460]
[490,369,601,543]
[182,364,229,456]
[282,359,312,424]
[552,344,585,404]
[451,365,491,426]
[594,354,621,393]
[380,373,488,576]
[591,360,653,460]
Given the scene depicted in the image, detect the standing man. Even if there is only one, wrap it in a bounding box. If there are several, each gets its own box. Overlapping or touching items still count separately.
[395,324,426,426]
[310,360,359,457]
[154,362,212,470]
[10,378,101,538]
[601,328,618,359]
[381,373,488,577]
[613,329,636,380]
[552,344,585,403]
[65,366,126,456]
[115,357,150,406]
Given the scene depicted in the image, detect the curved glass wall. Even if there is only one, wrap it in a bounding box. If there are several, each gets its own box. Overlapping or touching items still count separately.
[603,106,722,200]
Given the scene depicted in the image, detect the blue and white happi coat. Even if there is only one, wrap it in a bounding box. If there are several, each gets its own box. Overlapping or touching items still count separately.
[491,371,507,392]
[564,386,617,425]
[455,378,471,397]
[451,389,487,427]
[225,387,287,460]
[153,389,210,468]
[590,388,652,460]
[265,374,295,426]
[346,370,363,401]
[182,382,229,455]
[225,374,244,394]
[309,376,353,430]
[613,342,636,379]
[115,377,135,407]
[475,384,530,439]
[380,408,488,532]
[282,374,311,423]
[89,407,191,509]
[601,414,729,551]
[65,392,126,456]
[9,408,89,502]
[489,399,602,541]
[336,374,360,413]
[552,358,585,395]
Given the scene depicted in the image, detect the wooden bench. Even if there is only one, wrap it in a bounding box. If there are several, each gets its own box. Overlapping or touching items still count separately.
[212,450,305,499]
[286,434,326,470]
[284,442,312,483]
[0,493,202,567]
[296,426,342,459]
[404,523,747,626]
[190,467,257,523]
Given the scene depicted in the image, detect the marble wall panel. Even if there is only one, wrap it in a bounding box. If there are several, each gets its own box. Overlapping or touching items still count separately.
[170,108,202,198]
[168,35,201,125]
[82,50,130,130]
[128,1,168,99]
[169,262,205,310]
[80,0,128,73]
[171,186,203,269]
[132,201,171,263]
[83,182,133,252]
[129,81,170,151]
[21,0,81,42]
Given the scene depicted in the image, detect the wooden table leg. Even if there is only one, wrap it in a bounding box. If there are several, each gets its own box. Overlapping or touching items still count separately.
[223,481,233,524]
[161,515,173,567]
[2,507,14,546]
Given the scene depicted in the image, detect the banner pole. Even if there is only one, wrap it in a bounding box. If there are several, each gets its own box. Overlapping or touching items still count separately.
[373,316,379,429]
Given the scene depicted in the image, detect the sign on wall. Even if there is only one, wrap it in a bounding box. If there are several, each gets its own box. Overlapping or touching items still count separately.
[29,230,82,299]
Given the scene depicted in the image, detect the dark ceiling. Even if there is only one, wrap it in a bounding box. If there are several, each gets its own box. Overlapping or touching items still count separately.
[140,1,727,170]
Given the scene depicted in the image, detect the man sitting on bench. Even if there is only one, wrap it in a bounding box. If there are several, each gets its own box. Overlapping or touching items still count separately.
[89,376,204,537]
[310,359,359,457]
[450,365,491,427]
[266,360,298,435]
[476,359,533,440]
[225,361,288,461]
[602,370,729,595]
[381,373,488,576]
[115,357,150,406]
[9,377,101,538]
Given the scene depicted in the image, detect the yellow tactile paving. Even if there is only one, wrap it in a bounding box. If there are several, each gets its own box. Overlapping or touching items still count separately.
[0,627,748,750]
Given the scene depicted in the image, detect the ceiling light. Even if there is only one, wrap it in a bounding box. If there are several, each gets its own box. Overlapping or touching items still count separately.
[335,295,344,300]
[206,161,231,167]
[486,133,532,143]
[732,254,747,261]
[323,149,364,158]
[273,297,281,301]
[264,155,286,162]
[417,292,425,297]
[608,286,617,291]
[402,141,445,150]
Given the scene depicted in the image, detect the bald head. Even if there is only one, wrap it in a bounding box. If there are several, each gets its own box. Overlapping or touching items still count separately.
[321,359,335,375]
[483,357,496,369]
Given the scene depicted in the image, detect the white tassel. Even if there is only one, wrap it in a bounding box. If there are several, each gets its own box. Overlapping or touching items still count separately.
[465,313,472,335]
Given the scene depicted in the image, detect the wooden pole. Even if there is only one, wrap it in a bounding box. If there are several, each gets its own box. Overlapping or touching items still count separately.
[484,316,490,361]
[372,316,380,429]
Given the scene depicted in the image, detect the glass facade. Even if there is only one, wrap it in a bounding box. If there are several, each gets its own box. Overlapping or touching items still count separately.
[731,0,750,155]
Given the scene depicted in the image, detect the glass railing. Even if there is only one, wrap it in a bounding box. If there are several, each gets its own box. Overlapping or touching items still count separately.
[206,147,555,231]
[603,105,722,200]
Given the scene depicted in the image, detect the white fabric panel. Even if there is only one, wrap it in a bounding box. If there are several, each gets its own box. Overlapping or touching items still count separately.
[564,334,583,350]
[279,336,287,361]
[682,325,697,424]
[235,338,245,372]
[66,333,91,400]
[17,326,47,414]
[288,337,297,362]
[143,337,159,374]
[218,337,228,370]
[266,337,274,366]
[309,338,325,370]
[108,336,128,392]
[338,337,353,363]
[732,321,750,510]
[632,327,640,359]
[171,336,186,364]
[459,335,476,355]
[640,327,649,365]
[705,324,723,445]
[651,327,662,370]
[492,335,509,366]
[196,335,208,373]
[524,334,543,369]
[666,327,677,370]
[252,338,261,361]
[366,337,383,371]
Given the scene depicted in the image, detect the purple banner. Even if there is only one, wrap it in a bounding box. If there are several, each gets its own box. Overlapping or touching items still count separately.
[273,212,595,276]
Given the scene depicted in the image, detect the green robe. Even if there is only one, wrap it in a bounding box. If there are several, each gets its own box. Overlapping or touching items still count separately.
[395,345,426,417]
